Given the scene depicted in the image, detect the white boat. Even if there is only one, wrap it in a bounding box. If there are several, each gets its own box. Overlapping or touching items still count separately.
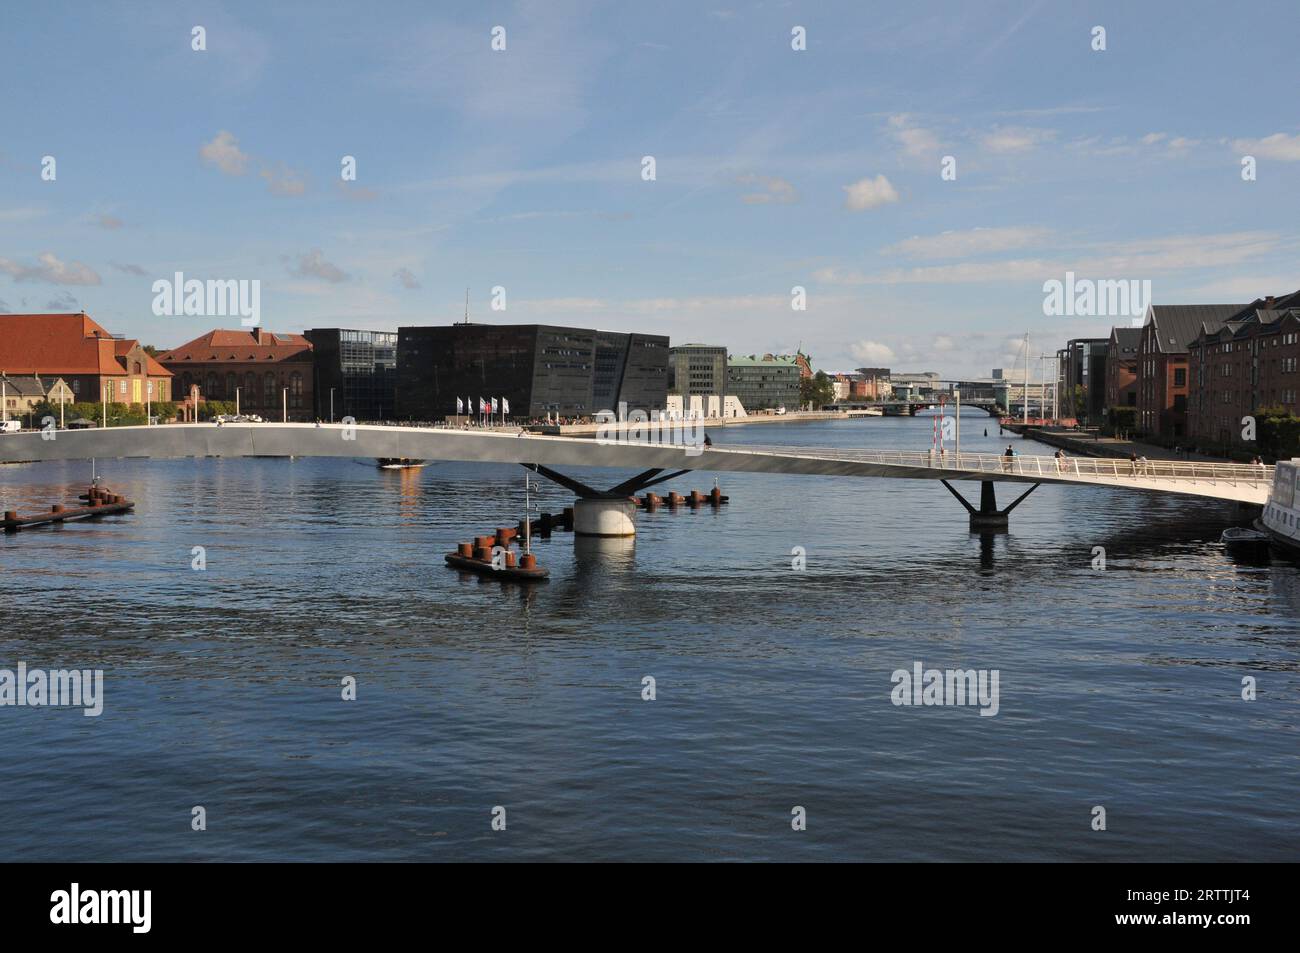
[374,458,428,470]
[1221,526,1270,549]
[1259,459,1300,554]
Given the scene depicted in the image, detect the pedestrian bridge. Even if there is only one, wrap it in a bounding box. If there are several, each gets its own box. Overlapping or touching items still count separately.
[0,422,1272,505]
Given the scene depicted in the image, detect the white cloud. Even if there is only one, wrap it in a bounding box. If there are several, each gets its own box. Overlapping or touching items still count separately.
[1231,132,1300,161]
[886,226,1049,260]
[0,252,102,286]
[817,231,1288,286]
[284,249,348,283]
[0,207,47,223]
[260,163,307,196]
[393,267,421,289]
[887,115,941,159]
[200,131,251,176]
[850,340,896,364]
[842,175,899,211]
[735,174,798,205]
[981,126,1054,153]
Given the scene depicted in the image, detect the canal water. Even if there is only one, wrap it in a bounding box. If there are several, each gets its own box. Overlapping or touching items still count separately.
[1,416,1296,861]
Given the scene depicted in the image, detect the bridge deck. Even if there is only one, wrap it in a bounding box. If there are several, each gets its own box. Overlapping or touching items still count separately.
[0,423,1273,504]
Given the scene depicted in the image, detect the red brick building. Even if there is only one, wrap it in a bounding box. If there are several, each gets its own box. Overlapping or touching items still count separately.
[157,328,313,420]
[1135,304,1244,439]
[1104,326,1140,417]
[0,312,172,405]
[1187,292,1300,449]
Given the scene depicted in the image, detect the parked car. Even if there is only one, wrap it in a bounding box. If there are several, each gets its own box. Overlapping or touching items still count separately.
[0,420,21,433]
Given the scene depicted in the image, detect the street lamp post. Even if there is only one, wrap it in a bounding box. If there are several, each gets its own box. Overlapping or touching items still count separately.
[955,388,961,461]
[282,388,288,423]
[330,388,334,423]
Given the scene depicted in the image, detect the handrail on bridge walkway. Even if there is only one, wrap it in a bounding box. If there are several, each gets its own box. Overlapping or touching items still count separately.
[712,444,1275,488]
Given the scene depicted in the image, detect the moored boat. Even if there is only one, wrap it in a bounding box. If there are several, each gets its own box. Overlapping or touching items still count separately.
[375,458,427,469]
[1222,526,1270,550]
[1259,459,1300,554]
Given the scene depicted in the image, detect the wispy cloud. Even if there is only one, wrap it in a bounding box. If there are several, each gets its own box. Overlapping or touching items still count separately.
[393,267,421,289]
[886,226,1050,259]
[1231,132,1300,161]
[850,340,896,364]
[816,231,1287,285]
[0,207,47,223]
[283,249,348,283]
[735,174,798,204]
[0,252,102,286]
[842,175,900,211]
[260,163,307,196]
[887,115,941,160]
[199,131,250,176]
[981,126,1055,153]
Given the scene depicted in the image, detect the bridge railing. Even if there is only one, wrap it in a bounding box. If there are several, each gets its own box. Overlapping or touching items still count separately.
[715,444,1274,487]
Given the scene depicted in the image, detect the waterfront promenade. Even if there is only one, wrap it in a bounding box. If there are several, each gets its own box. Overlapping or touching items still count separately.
[1002,425,1237,463]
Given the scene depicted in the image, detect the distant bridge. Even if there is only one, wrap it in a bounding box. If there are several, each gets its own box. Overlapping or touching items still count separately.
[0,423,1271,507]
[827,398,1004,417]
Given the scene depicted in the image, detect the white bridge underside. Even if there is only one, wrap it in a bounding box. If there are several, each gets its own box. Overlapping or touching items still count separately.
[0,423,1271,504]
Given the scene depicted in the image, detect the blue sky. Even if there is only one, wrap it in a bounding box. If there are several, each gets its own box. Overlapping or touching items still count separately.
[2,0,1298,377]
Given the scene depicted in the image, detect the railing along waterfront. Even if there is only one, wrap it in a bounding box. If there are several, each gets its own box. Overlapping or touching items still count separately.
[714,444,1275,487]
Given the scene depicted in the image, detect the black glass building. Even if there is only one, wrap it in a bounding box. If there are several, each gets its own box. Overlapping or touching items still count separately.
[305,328,398,421]
[396,324,669,420]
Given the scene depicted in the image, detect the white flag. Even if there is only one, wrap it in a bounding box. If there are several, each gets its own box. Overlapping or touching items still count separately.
[491,397,498,414]
[456,397,463,414]
[502,397,510,414]
[480,397,488,414]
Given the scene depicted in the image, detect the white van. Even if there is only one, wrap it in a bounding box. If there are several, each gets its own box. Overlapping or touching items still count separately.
[0,420,21,433]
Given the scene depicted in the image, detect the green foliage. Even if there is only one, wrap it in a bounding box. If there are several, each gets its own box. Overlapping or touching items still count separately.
[800,370,836,409]
[1255,405,1300,460]
[1107,405,1137,434]
[197,400,236,420]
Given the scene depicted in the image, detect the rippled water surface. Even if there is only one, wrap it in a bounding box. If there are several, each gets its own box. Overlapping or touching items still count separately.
[1,417,1297,861]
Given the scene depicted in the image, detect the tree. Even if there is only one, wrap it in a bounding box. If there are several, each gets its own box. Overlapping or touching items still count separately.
[1107,405,1136,436]
[1256,405,1300,460]
[800,371,835,409]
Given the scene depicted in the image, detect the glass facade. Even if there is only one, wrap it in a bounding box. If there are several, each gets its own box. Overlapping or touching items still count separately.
[306,328,398,421]
[396,324,668,420]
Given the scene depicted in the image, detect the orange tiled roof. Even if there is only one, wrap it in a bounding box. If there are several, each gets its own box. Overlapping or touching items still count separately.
[157,328,313,364]
[0,312,170,377]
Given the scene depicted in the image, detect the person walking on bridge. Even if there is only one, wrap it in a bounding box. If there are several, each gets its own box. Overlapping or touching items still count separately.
[1002,444,1014,471]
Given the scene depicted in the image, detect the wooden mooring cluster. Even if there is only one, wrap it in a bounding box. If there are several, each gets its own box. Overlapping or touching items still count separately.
[2,485,134,532]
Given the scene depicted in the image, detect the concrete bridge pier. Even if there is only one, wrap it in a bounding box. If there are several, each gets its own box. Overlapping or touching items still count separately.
[522,462,693,539]
[941,479,1040,533]
[573,498,638,537]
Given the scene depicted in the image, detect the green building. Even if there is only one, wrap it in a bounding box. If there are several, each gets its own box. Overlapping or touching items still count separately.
[726,353,802,412]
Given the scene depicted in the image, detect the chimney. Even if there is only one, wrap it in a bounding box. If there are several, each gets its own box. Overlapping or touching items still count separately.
[1264,296,1276,310]
[253,327,265,344]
